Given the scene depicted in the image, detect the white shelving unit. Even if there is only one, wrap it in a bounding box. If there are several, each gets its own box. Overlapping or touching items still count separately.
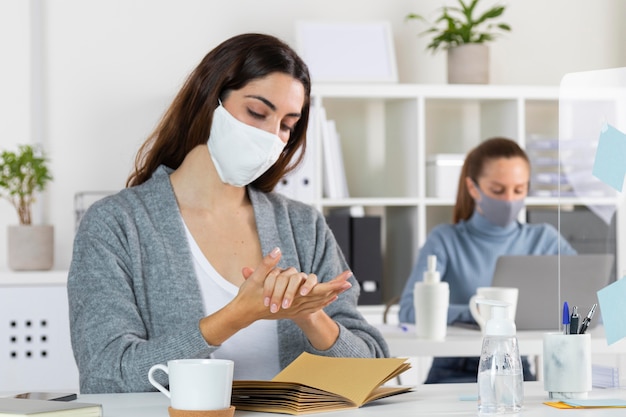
[284,83,621,301]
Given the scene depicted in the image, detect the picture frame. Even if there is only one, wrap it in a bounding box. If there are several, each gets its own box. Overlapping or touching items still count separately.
[295,21,398,83]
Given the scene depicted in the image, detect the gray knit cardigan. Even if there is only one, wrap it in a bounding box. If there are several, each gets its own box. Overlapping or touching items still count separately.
[68,166,389,393]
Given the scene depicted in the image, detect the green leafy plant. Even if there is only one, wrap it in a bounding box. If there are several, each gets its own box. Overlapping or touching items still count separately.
[0,144,53,225]
[406,0,511,53]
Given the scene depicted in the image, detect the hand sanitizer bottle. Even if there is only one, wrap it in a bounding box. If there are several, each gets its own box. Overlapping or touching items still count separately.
[413,255,449,340]
[477,300,524,415]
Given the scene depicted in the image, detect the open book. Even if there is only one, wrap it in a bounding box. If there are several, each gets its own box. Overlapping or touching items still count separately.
[231,352,412,415]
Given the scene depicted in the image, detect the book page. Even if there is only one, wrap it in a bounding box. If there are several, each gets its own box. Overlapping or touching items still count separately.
[271,352,410,405]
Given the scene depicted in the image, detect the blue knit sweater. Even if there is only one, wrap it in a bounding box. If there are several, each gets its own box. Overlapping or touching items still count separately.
[399,211,576,324]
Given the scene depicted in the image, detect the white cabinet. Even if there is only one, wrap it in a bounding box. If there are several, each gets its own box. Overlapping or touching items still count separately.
[285,84,620,301]
[0,271,78,394]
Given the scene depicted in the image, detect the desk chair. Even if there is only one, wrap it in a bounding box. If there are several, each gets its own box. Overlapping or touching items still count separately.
[382,295,400,324]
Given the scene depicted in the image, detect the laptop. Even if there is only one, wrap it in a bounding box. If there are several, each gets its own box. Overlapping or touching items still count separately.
[491,254,615,331]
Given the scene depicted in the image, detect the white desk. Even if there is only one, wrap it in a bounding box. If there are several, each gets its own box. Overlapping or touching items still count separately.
[79,381,626,417]
[378,324,626,382]
[378,324,626,358]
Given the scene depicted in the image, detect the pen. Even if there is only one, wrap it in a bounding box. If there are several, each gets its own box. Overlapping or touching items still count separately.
[562,301,570,335]
[569,306,579,334]
[578,303,597,335]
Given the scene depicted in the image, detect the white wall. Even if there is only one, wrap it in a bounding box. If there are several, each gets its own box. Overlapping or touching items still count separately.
[1,0,625,270]
[0,1,31,252]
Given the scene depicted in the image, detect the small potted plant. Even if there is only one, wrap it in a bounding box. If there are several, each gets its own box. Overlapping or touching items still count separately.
[406,0,511,84]
[0,144,54,270]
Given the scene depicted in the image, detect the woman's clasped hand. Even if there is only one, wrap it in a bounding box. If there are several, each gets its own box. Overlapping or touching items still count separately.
[238,247,352,320]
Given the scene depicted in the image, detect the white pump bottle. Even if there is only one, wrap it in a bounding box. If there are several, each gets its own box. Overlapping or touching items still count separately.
[413,255,449,340]
[476,299,524,415]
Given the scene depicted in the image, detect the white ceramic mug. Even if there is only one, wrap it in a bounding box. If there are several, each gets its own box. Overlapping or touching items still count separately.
[469,287,518,333]
[148,358,234,411]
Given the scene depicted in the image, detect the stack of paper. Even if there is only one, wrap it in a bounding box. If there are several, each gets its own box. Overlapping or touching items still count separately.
[525,135,609,198]
[592,364,620,388]
[231,352,412,415]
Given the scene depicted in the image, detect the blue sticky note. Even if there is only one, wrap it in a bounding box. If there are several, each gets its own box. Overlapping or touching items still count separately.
[597,277,626,345]
[592,123,626,192]
[564,399,626,407]
[459,394,478,401]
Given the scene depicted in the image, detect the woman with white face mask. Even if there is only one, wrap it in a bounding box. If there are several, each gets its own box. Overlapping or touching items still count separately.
[398,137,576,384]
[68,33,388,394]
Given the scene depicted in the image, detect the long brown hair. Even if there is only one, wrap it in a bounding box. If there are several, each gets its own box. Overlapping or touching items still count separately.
[453,137,530,223]
[126,33,311,191]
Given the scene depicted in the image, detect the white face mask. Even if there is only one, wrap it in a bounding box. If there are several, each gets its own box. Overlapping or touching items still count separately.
[208,104,286,187]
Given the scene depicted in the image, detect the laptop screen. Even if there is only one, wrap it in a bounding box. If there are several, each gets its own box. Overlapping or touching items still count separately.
[491,254,614,331]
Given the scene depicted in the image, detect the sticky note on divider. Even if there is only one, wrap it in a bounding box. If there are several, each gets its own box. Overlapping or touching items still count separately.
[597,277,626,345]
[592,123,626,192]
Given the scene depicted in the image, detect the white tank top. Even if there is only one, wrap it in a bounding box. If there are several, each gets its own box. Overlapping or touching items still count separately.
[183,222,280,380]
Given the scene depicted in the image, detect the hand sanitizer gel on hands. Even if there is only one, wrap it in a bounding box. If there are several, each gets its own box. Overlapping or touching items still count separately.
[413,255,449,340]
[477,300,524,415]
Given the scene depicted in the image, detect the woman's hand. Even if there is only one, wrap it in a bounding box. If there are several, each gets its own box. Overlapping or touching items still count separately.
[240,248,352,320]
[199,247,351,350]
[259,267,319,314]
[240,247,352,350]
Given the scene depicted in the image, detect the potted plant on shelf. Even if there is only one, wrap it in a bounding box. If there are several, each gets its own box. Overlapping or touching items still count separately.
[406,0,511,84]
[0,144,54,270]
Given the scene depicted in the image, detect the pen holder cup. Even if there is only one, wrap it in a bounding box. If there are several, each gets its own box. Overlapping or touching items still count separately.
[543,333,592,399]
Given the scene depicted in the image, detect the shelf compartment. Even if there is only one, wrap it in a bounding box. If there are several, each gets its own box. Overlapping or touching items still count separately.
[424,97,520,156]
[318,97,419,199]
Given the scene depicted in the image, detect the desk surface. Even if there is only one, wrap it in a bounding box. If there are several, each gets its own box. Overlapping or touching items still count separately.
[379,324,626,357]
[79,381,626,417]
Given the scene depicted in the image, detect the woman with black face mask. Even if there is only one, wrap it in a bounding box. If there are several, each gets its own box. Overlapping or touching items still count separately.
[398,137,576,384]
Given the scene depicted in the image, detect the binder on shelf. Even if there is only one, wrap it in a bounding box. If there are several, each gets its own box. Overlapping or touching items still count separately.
[325,210,383,305]
[327,120,349,199]
[320,108,349,199]
[275,107,317,202]
[325,210,351,266]
[295,105,317,202]
[351,216,383,305]
[276,103,350,201]
[274,144,314,201]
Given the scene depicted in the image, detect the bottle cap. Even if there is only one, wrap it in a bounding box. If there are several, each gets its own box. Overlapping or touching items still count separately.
[423,255,441,284]
[476,299,516,336]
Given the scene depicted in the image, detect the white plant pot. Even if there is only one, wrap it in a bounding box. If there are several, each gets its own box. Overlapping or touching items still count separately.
[7,224,54,271]
[447,44,490,84]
